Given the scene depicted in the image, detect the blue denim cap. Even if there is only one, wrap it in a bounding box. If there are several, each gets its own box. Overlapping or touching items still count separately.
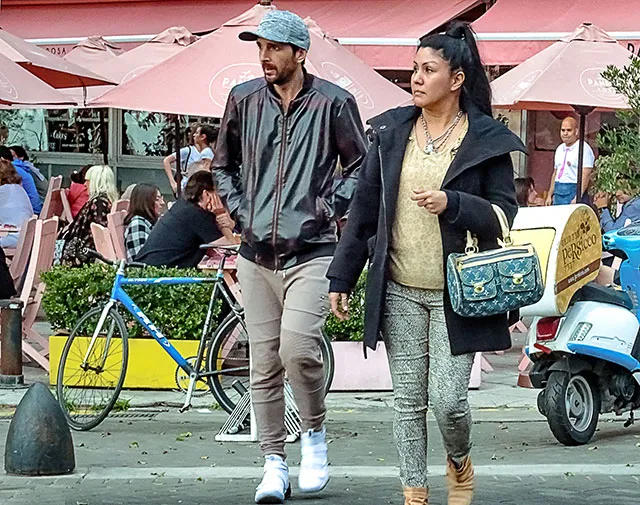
[239,10,310,51]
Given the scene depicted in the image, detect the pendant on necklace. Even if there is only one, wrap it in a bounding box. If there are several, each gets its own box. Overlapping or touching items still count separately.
[424,142,435,155]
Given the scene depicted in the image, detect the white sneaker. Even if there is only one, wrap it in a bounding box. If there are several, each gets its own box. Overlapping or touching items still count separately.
[298,426,330,493]
[255,455,291,504]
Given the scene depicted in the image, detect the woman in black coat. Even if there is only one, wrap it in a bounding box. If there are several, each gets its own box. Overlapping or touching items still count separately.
[327,22,525,505]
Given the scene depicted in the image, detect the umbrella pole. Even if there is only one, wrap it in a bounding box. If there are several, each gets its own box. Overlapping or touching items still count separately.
[174,115,182,198]
[573,105,595,203]
[99,109,108,165]
[576,113,586,203]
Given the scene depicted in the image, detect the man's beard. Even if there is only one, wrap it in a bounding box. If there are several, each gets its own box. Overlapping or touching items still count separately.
[264,65,296,85]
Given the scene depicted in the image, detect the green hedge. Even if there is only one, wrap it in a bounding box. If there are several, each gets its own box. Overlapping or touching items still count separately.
[323,270,367,342]
[42,264,367,342]
[41,263,221,340]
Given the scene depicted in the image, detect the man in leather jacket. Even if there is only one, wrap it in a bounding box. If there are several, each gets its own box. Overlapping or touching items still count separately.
[213,10,366,505]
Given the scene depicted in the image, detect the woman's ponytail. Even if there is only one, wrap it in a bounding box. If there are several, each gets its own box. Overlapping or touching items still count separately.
[419,21,492,117]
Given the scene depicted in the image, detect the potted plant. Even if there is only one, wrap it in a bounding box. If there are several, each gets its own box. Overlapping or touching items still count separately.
[324,270,392,391]
[42,263,221,389]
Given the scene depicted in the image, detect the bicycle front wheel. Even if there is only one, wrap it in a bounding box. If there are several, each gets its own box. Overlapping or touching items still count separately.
[56,305,129,431]
[206,314,250,414]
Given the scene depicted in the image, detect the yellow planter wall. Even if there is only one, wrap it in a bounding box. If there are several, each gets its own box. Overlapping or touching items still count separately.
[49,336,201,389]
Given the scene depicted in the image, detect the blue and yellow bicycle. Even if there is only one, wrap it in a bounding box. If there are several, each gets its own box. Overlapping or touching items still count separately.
[56,247,334,431]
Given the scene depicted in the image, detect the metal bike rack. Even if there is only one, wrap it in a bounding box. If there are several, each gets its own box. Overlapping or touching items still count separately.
[215,381,301,443]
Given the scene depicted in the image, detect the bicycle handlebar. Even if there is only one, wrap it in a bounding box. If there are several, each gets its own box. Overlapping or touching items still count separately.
[84,249,148,269]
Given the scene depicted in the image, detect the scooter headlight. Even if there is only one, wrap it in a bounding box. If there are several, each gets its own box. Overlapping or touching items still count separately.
[569,322,592,342]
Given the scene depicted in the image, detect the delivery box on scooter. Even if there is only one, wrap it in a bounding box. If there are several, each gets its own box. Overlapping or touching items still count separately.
[511,204,602,316]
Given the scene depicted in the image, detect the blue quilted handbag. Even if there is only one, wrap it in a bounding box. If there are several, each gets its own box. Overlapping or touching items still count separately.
[446,205,544,318]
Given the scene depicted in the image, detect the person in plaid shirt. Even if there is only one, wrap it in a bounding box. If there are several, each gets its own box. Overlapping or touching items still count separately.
[124,184,164,261]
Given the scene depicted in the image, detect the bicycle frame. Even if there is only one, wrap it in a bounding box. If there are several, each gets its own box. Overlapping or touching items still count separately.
[82,252,243,411]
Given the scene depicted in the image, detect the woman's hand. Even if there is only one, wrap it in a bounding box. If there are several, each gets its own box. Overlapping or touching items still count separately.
[329,292,350,321]
[216,212,235,230]
[411,188,448,215]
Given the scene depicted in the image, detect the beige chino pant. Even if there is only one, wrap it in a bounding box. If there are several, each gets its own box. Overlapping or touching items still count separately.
[237,255,331,458]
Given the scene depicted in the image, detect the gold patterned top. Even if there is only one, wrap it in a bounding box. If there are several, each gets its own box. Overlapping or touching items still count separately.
[389,120,468,289]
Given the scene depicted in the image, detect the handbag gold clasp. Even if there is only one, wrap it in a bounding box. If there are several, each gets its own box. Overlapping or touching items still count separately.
[474,283,484,294]
[513,274,524,285]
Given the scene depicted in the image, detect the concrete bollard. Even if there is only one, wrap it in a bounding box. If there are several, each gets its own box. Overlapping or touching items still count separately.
[0,299,24,387]
[4,382,75,476]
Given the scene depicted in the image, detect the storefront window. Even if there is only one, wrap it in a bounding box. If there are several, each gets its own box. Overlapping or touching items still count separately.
[0,109,48,151]
[122,111,219,157]
[46,109,107,153]
[122,111,172,156]
[0,108,107,153]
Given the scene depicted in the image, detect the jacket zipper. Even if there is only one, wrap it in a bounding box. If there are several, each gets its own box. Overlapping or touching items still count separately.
[272,112,288,270]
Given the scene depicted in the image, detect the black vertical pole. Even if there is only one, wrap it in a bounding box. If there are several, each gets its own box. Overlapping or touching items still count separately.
[99,109,108,166]
[0,299,25,387]
[174,115,182,198]
[576,112,586,203]
[573,105,595,204]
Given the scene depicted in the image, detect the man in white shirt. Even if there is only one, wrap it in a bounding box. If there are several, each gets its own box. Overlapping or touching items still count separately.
[163,124,217,195]
[546,117,595,206]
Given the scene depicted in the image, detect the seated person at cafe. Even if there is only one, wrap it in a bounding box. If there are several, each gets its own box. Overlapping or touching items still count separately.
[0,146,41,215]
[60,165,119,267]
[135,171,232,268]
[0,159,33,249]
[10,145,48,202]
[124,183,164,261]
[594,179,640,233]
[68,165,92,218]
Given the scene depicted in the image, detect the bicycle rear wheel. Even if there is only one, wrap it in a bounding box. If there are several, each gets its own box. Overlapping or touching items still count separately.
[56,305,129,431]
[206,314,335,414]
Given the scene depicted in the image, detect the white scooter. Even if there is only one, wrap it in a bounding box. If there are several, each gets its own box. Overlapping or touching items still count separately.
[526,225,640,446]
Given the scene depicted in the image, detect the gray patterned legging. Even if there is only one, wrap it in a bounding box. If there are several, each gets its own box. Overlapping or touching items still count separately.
[382,281,475,488]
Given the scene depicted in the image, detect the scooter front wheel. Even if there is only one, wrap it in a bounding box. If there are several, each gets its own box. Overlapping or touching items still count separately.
[544,371,600,446]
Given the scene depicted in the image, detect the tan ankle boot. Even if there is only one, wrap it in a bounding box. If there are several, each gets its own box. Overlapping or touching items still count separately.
[403,487,428,505]
[446,456,474,505]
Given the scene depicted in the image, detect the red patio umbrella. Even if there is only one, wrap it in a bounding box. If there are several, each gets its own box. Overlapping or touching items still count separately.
[0,51,75,106]
[91,4,410,121]
[491,23,634,200]
[64,36,124,73]
[94,26,198,83]
[0,27,115,89]
[61,37,125,106]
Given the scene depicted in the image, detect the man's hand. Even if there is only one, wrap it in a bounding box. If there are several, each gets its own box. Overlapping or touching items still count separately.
[170,180,178,195]
[410,188,448,215]
[545,194,553,206]
[329,292,350,321]
[570,197,577,205]
[594,192,610,210]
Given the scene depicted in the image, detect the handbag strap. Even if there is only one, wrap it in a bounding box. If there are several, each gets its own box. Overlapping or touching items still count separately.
[464,204,512,253]
[491,204,513,246]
